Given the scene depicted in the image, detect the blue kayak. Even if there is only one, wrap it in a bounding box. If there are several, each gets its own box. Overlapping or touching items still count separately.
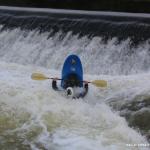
[61,54,83,89]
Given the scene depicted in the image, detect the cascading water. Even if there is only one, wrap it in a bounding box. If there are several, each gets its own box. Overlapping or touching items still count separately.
[0,6,150,150]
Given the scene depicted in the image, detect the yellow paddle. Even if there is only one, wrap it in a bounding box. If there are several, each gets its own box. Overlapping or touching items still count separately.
[89,80,107,87]
[31,73,107,87]
[31,73,50,80]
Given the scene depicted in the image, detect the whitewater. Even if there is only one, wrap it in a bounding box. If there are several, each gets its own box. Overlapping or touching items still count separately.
[0,7,150,150]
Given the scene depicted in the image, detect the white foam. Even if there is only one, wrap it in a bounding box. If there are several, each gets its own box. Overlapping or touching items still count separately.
[0,62,148,149]
[0,27,150,75]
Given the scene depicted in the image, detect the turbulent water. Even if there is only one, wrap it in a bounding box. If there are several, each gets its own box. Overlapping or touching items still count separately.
[0,6,150,150]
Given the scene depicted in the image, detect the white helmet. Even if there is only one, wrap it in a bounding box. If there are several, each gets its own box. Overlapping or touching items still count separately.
[66,87,74,98]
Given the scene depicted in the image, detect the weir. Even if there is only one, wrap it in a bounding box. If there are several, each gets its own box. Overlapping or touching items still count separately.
[0,7,150,75]
[1,6,150,43]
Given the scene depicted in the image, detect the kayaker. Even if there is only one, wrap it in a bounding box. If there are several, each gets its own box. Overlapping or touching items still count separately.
[52,74,88,98]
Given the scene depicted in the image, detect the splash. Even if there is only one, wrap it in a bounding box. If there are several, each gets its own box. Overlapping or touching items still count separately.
[0,27,150,75]
[0,62,149,149]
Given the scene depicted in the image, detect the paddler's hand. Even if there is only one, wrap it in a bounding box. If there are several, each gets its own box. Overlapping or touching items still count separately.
[53,77,59,81]
[84,81,88,89]
[84,81,89,84]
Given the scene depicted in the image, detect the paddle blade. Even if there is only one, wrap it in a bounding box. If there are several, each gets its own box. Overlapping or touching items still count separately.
[92,80,107,87]
[31,73,49,80]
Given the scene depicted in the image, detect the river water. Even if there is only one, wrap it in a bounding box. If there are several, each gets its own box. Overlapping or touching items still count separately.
[0,6,150,150]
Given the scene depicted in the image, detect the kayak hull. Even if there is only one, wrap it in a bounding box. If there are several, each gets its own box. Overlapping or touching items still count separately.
[61,54,83,89]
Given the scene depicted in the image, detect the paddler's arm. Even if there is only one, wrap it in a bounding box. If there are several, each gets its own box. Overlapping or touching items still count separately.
[77,82,88,98]
[52,79,59,90]
[82,83,88,97]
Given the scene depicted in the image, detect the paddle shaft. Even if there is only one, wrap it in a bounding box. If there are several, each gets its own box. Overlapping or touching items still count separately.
[49,77,89,83]
[31,73,107,87]
[49,78,106,87]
